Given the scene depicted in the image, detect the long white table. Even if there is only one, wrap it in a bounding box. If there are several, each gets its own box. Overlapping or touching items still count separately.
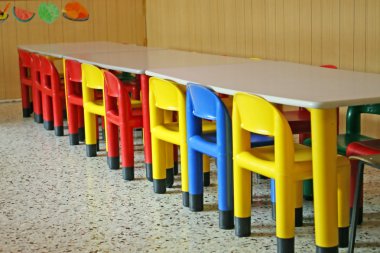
[146,61,380,252]
[18,41,161,58]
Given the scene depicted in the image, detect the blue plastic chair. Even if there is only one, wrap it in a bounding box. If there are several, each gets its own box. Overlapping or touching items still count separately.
[186,83,273,229]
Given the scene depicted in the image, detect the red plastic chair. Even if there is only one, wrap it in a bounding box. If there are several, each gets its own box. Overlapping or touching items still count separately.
[346,139,380,225]
[64,59,85,145]
[18,49,34,118]
[39,55,66,136]
[104,70,143,180]
[29,53,43,123]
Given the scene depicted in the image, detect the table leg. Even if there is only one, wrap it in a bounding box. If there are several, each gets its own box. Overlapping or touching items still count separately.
[140,74,153,181]
[310,108,338,252]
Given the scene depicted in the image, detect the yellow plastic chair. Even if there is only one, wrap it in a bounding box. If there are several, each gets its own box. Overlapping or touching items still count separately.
[81,63,106,157]
[232,92,350,252]
[149,77,212,207]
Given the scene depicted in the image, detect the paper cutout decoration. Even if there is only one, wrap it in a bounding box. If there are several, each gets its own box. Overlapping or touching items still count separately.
[0,3,11,23]
[38,3,59,24]
[63,1,89,21]
[13,6,35,23]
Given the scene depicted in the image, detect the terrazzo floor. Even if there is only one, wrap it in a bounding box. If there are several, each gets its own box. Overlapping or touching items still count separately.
[0,101,379,253]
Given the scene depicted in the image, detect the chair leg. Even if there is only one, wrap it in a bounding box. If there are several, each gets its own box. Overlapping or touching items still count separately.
[152,136,167,194]
[121,126,134,180]
[173,145,179,175]
[52,93,64,136]
[275,178,295,253]
[338,160,350,248]
[84,111,97,157]
[107,122,119,170]
[348,162,364,253]
[217,153,234,230]
[179,143,189,207]
[350,160,363,225]
[295,181,303,227]
[203,155,210,186]
[41,93,52,130]
[78,106,85,142]
[68,103,79,145]
[165,142,175,188]
[188,148,203,212]
[234,166,252,237]
[21,84,31,117]
[32,87,43,123]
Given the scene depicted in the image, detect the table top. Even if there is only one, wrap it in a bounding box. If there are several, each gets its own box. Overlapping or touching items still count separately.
[64,49,251,74]
[146,60,380,109]
[18,41,161,58]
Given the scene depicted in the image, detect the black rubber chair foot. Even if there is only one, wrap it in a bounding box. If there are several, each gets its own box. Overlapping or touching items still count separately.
[235,217,251,237]
[108,156,120,170]
[339,226,349,248]
[219,210,234,230]
[166,168,174,188]
[189,194,203,211]
[122,167,134,180]
[153,179,166,193]
[69,133,79,145]
[203,172,210,187]
[146,163,153,182]
[22,108,31,118]
[86,144,97,157]
[44,121,54,130]
[350,207,363,225]
[96,140,100,151]
[277,237,294,253]
[174,162,179,175]
[316,246,338,253]
[55,126,64,136]
[34,113,43,123]
[78,127,85,142]
[295,207,303,227]
[182,191,189,207]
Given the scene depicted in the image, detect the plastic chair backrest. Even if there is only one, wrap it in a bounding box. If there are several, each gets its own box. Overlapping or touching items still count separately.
[187,83,222,121]
[81,63,104,90]
[104,70,134,117]
[30,53,41,83]
[18,50,32,67]
[187,83,232,155]
[103,70,121,98]
[39,55,59,79]
[346,104,380,134]
[150,77,184,111]
[64,59,82,83]
[233,92,294,172]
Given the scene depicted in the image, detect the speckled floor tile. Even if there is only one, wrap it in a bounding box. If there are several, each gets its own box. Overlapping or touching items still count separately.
[0,101,379,252]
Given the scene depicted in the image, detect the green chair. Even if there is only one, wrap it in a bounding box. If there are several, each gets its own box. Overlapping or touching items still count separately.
[303,104,380,202]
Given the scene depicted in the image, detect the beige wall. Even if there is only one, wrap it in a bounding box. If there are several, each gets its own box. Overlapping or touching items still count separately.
[146,0,380,73]
[0,0,146,100]
[146,0,380,137]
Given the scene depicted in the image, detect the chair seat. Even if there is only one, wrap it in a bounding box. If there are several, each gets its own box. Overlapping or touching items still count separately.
[346,139,380,156]
[236,144,312,180]
[338,134,373,155]
[153,120,215,145]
